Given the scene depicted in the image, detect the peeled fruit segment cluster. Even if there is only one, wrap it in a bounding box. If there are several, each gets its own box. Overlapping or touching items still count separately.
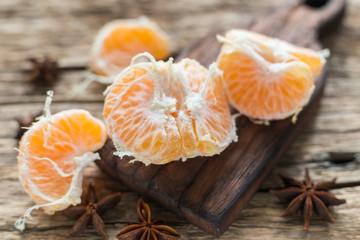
[16,101,107,231]
[18,109,106,209]
[216,29,326,121]
[103,56,237,165]
[90,16,170,76]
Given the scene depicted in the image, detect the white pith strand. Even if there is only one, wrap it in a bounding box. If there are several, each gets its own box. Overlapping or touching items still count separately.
[42,90,53,147]
[218,33,303,74]
[104,53,238,164]
[15,92,106,231]
[15,152,100,231]
[216,30,325,122]
[16,148,74,178]
[70,72,115,97]
[217,30,329,75]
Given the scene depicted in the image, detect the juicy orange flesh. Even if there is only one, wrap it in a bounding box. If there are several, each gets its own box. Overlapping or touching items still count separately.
[102,27,168,59]
[242,41,323,76]
[178,62,233,157]
[224,30,323,78]
[104,67,180,164]
[95,26,169,76]
[18,111,105,204]
[290,50,323,76]
[104,61,233,164]
[218,51,313,119]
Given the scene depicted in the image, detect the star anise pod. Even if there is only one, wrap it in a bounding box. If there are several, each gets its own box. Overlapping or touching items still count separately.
[15,111,42,140]
[270,169,346,230]
[61,183,122,240]
[116,199,181,240]
[26,56,59,85]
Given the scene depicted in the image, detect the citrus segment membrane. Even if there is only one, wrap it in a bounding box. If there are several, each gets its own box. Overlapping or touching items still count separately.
[15,91,107,231]
[216,29,327,122]
[72,17,170,96]
[90,16,170,77]
[104,53,237,165]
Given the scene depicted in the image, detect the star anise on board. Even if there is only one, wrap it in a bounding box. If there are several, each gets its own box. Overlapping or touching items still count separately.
[26,56,59,85]
[115,199,181,240]
[61,183,122,240]
[270,169,346,230]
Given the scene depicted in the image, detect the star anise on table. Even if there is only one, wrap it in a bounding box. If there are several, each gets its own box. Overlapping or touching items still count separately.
[270,169,346,230]
[61,183,122,240]
[116,199,181,240]
[25,56,59,85]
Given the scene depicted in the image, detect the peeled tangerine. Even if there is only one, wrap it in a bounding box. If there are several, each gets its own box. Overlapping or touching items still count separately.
[90,16,170,76]
[15,91,107,231]
[104,53,237,165]
[216,29,327,122]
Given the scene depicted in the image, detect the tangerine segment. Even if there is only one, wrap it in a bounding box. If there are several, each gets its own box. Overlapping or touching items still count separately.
[219,30,326,77]
[17,109,107,211]
[104,57,236,165]
[217,29,325,121]
[90,17,170,76]
[289,48,325,76]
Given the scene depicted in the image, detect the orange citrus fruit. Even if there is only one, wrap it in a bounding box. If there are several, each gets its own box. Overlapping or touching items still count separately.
[15,91,106,231]
[216,29,326,122]
[90,16,170,76]
[103,54,237,165]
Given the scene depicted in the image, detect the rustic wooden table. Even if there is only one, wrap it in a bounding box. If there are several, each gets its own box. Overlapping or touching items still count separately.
[1,0,360,239]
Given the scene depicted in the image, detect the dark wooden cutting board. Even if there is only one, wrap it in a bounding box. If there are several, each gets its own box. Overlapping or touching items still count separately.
[97,0,346,236]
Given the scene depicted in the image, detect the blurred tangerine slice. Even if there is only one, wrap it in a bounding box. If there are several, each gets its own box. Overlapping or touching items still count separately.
[90,16,170,76]
[216,29,327,122]
[15,91,107,231]
[103,53,237,165]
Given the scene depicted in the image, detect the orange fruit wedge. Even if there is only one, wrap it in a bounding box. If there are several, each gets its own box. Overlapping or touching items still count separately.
[90,16,170,76]
[216,29,327,122]
[15,91,107,231]
[103,53,237,165]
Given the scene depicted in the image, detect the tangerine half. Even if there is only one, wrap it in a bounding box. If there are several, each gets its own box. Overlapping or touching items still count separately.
[216,29,326,122]
[103,54,237,165]
[90,16,170,76]
[15,91,107,231]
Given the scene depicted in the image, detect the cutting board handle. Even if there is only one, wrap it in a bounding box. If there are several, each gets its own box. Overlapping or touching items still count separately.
[302,0,346,39]
[251,0,346,49]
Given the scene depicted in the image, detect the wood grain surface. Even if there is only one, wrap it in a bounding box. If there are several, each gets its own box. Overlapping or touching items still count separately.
[97,0,347,236]
[1,0,360,239]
